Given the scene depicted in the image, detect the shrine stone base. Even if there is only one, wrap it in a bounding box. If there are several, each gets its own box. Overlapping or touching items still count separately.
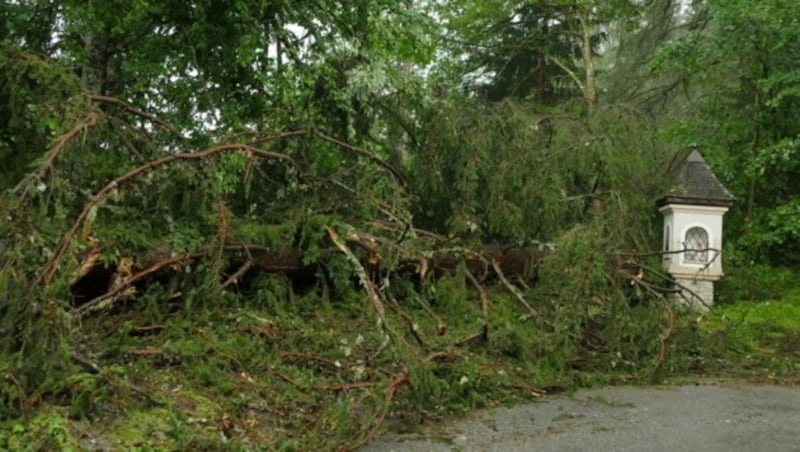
[672,277,714,310]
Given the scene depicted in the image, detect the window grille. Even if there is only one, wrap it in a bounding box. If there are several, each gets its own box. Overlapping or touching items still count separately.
[684,227,708,263]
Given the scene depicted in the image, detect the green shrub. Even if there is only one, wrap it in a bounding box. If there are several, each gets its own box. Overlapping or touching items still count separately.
[716,265,798,303]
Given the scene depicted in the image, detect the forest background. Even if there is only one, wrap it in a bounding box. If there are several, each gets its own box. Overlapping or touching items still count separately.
[1,0,799,449]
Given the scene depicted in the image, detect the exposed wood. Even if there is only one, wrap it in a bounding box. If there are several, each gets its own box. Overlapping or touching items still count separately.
[491,260,541,321]
[327,226,387,326]
[71,252,204,318]
[464,268,490,341]
[69,239,549,316]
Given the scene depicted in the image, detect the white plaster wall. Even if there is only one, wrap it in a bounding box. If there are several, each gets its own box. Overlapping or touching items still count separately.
[660,204,729,279]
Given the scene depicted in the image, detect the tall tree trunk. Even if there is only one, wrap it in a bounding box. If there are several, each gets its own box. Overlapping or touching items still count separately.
[578,10,598,112]
[746,90,761,226]
[81,33,105,93]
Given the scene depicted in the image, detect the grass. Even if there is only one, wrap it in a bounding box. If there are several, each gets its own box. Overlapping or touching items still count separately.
[697,285,800,380]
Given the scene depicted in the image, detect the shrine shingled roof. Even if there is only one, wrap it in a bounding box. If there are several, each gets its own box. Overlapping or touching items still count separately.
[657,150,734,207]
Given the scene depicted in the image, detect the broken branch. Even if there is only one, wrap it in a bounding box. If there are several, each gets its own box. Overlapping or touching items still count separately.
[326,226,387,326]
[491,260,542,321]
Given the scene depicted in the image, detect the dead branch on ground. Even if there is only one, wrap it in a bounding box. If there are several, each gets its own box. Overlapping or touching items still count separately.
[617,303,675,382]
[344,366,410,451]
[490,260,542,321]
[464,267,490,341]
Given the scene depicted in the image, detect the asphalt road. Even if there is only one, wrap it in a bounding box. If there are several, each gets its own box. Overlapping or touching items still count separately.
[362,383,800,452]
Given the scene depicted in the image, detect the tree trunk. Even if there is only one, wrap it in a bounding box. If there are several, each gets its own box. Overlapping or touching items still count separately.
[579,10,598,112]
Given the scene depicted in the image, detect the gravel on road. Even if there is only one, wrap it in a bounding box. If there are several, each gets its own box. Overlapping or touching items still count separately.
[362,383,800,452]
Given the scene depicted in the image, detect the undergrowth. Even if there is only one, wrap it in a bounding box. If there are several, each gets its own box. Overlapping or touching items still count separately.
[3,255,799,449]
[697,281,800,379]
[0,272,706,450]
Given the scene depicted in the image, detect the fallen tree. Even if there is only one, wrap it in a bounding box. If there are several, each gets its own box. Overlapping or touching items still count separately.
[0,90,693,449]
[67,235,551,317]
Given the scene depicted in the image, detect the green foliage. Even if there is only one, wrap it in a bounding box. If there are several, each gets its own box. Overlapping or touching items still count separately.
[716,266,799,304]
[657,0,800,265]
[3,0,797,447]
[524,186,696,380]
[409,97,671,245]
[699,287,800,376]
[436,0,643,103]
[0,408,79,451]
[0,44,82,190]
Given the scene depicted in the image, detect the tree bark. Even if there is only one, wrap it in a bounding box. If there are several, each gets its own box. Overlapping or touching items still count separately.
[578,9,598,112]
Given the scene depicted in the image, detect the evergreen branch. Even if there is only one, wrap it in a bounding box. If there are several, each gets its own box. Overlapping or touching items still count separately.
[312,130,407,187]
[239,129,310,145]
[618,247,721,258]
[618,247,722,280]
[385,292,425,347]
[109,117,148,161]
[221,259,254,289]
[40,143,296,286]
[13,112,100,196]
[635,262,716,311]
[454,330,487,346]
[86,94,188,140]
[345,366,409,451]
[618,304,674,382]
